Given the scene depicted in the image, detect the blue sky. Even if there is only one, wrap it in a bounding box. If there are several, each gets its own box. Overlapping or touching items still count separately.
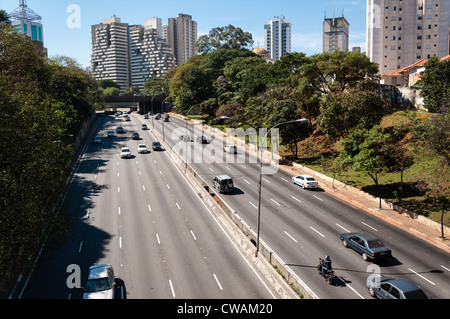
[1,0,368,68]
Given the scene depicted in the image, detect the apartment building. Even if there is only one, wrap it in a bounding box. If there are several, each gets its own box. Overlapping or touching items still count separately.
[165,14,198,66]
[367,0,450,75]
[91,16,176,91]
[91,16,130,90]
[264,16,292,61]
[323,15,350,53]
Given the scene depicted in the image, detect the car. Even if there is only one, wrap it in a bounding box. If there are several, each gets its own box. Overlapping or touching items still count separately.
[121,147,131,158]
[115,112,121,116]
[292,175,319,189]
[152,141,163,151]
[197,136,208,144]
[367,277,428,299]
[142,124,148,130]
[144,114,149,119]
[82,264,115,299]
[125,116,131,121]
[93,136,102,144]
[155,113,161,120]
[340,232,392,261]
[163,117,169,122]
[138,144,148,154]
[107,130,115,138]
[224,145,237,154]
[132,132,140,140]
[116,126,125,134]
[180,135,191,142]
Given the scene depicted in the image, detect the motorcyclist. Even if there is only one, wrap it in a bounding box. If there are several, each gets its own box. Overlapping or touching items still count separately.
[322,255,332,272]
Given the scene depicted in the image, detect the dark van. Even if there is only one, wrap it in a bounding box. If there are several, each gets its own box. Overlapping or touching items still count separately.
[213,175,234,194]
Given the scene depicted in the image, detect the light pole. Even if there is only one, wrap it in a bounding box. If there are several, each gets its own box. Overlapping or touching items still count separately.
[185,104,202,172]
[222,117,309,257]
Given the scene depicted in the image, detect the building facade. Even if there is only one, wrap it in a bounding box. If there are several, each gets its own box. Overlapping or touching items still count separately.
[323,15,349,53]
[264,16,292,61]
[367,0,450,75]
[165,14,197,66]
[91,16,176,91]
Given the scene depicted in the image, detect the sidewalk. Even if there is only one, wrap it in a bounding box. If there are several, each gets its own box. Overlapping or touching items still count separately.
[278,162,450,254]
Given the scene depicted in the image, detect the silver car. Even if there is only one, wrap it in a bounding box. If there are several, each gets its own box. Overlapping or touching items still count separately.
[82,264,115,299]
[292,175,319,189]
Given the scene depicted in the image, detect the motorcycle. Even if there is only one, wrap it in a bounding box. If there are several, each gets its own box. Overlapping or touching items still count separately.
[317,258,336,285]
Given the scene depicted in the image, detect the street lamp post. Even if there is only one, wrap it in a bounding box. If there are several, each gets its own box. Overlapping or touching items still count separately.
[222,116,309,257]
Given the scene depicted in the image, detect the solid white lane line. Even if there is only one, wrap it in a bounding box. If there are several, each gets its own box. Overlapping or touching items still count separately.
[213,274,223,291]
[408,268,436,286]
[361,222,378,232]
[271,198,281,206]
[291,196,302,203]
[169,280,176,298]
[313,195,323,201]
[346,283,365,299]
[336,223,350,233]
[310,226,325,238]
[441,265,450,272]
[284,231,298,243]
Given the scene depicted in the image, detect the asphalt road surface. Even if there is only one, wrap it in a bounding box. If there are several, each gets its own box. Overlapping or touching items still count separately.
[150,113,450,299]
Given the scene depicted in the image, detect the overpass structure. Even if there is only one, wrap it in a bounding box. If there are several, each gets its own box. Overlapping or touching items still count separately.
[105,94,171,115]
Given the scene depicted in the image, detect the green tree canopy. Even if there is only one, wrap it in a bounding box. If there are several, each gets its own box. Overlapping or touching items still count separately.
[196,25,254,54]
[418,56,450,113]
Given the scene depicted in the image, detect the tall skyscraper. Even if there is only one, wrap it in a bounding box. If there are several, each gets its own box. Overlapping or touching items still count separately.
[8,0,47,56]
[323,13,349,53]
[264,16,292,61]
[91,16,130,90]
[367,0,450,75]
[165,14,197,66]
[91,16,176,91]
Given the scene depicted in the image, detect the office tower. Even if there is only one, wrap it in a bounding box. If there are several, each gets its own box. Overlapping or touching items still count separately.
[91,16,130,90]
[323,13,349,53]
[8,0,47,56]
[367,0,450,75]
[166,14,198,66]
[264,16,292,61]
[91,16,176,91]
[129,25,176,90]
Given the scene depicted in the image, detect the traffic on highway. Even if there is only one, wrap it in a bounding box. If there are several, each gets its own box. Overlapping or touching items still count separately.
[18,110,449,300]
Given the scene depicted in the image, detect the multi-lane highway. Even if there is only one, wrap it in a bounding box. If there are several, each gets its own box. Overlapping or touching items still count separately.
[151,113,450,299]
[18,112,282,299]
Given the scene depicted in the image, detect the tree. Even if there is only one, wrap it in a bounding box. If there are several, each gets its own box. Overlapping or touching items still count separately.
[318,89,385,140]
[143,78,165,95]
[418,56,450,113]
[339,126,389,187]
[196,25,254,54]
[301,50,379,94]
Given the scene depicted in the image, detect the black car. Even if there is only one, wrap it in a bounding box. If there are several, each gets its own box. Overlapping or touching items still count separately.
[116,126,125,134]
[132,133,140,140]
[339,232,392,261]
[367,277,428,299]
[152,141,162,151]
[196,136,208,144]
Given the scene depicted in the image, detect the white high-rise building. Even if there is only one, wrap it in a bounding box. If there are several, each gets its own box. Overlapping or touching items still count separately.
[91,16,130,90]
[367,0,450,75]
[264,16,292,61]
[91,16,176,91]
[165,14,198,66]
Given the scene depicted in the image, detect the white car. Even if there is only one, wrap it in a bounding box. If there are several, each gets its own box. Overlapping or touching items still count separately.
[121,147,131,158]
[82,264,115,299]
[224,145,237,154]
[292,175,319,189]
[138,144,148,154]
